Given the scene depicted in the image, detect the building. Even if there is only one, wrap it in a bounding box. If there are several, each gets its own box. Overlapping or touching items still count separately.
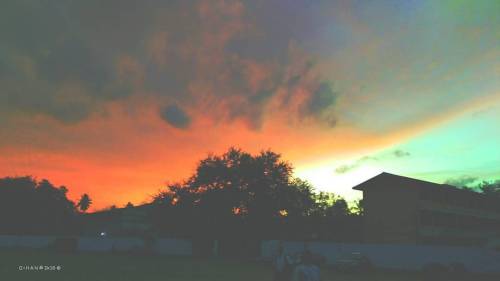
[353,172,500,247]
[83,204,154,237]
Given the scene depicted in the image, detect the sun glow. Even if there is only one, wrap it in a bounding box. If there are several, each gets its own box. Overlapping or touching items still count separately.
[295,162,383,202]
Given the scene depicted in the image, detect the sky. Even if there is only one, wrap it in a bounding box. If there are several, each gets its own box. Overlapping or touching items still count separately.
[0,0,499,210]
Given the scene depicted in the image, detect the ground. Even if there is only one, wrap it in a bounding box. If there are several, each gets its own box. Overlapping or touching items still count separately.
[0,249,497,281]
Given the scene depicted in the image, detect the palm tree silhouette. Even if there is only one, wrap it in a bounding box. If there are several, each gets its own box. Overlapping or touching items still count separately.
[77,193,92,212]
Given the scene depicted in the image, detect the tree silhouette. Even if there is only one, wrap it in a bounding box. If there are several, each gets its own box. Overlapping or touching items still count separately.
[190,148,316,221]
[351,199,364,215]
[478,180,500,198]
[77,193,92,212]
[329,198,349,217]
[0,176,78,234]
[152,147,361,242]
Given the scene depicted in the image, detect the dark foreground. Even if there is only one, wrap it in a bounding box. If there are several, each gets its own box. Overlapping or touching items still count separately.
[0,249,497,281]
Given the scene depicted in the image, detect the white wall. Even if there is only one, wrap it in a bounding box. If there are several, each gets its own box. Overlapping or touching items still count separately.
[2,235,498,274]
[0,235,57,249]
[77,237,146,252]
[0,235,191,256]
[262,240,500,274]
[154,238,192,256]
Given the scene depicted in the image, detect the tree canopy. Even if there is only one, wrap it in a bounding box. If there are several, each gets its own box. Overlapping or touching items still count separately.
[0,176,79,235]
[153,148,361,241]
[477,180,500,198]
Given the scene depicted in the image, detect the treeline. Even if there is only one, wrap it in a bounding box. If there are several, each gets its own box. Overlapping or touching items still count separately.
[151,148,363,241]
[0,177,80,235]
[462,181,500,199]
[0,176,94,235]
[3,147,498,240]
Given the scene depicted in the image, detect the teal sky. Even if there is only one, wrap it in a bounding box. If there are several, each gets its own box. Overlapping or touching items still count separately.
[391,101,500,184]
[292,0,500,201]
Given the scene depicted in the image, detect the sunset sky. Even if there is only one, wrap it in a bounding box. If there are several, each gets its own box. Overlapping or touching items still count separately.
[1,0,499,210]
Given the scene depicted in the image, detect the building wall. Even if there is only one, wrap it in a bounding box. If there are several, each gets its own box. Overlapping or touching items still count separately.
[363,185,420,244]
[360,178,500,247]
[417,189,500,246]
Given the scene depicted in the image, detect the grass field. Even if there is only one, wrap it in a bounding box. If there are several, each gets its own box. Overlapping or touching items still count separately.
[0,249,497,281]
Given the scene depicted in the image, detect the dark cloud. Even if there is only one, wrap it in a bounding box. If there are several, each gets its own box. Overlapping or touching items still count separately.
[0,1,135,123]
[335,156,378,174]
[159,104,191,129]
[287,75,302,88]
[307,83,338,113]
[302,82,339,127]
[38,38,110,91]
[0,0,338,128]
[0,1,68,53]
[444,175,478,188]
[335,164,356,174]
[393,149,411,158]
[227,0,315,63]
[47,101,92,124]
[0,74,95,124]
[335,150,411,174]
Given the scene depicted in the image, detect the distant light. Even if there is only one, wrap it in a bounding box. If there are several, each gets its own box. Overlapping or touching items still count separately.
[232,206,248,216]
[172,197,179,205]
[232,207,241,215]
[279,209,288,217]
[100,232,107,237]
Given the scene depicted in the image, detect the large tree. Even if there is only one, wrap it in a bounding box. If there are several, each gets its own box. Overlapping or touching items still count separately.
[0,176,79,234]
[152,148,359,240]
[189,148,315,222]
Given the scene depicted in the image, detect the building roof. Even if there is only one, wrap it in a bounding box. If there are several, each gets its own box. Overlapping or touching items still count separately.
[352,172,486,198]
[352,172,441,190]
[86,203,154,216]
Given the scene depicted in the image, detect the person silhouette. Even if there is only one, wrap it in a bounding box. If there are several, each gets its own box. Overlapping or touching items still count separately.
[273,242,293,281]
[292,251,321,281]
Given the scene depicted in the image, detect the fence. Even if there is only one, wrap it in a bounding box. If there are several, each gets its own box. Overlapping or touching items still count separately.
[0,235,192,256]
[261,240,500,274]
[2,235,499,273]
[0,235,57,249]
